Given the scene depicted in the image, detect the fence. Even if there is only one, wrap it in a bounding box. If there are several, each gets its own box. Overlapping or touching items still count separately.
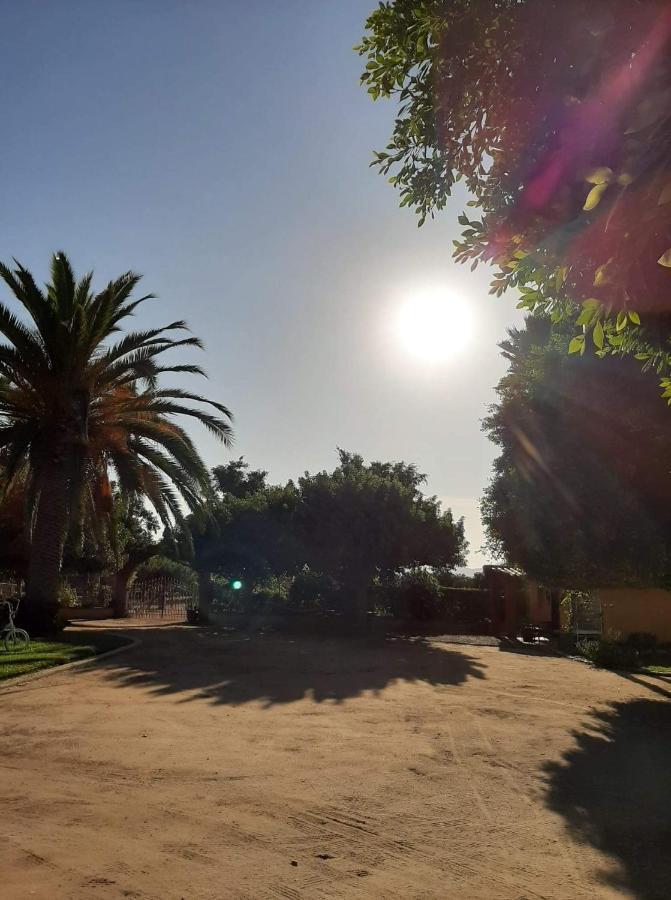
[0,579,22,601]
[127,574,196,621]
[0,573,196,623]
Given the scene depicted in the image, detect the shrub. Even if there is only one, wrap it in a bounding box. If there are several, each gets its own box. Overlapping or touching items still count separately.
[251,575,291,608]
[211,577,245,612]
[577,639,639,670]
[288,569,338,611]
[58,582,80,608]
[393,569,443,621]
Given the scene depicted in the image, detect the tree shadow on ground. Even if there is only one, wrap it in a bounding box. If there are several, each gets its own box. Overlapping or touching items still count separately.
[95,628,487,706]
[498,638,559,657]
[543,698,671,900]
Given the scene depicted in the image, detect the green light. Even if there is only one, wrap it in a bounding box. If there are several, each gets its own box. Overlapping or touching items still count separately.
[231,579,243,591]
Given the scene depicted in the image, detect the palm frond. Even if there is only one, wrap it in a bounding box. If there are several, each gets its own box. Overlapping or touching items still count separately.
[130,439,204,512]
[48,252,77,320]
[153,388,232,419]
[0,261,55,338]
[0,301,47,364]
[0,253,234,563]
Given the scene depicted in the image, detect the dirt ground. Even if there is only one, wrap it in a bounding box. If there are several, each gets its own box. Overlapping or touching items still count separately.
[1,625,670,900]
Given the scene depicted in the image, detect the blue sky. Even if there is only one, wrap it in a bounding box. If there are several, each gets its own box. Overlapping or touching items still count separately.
[0,0,522,565]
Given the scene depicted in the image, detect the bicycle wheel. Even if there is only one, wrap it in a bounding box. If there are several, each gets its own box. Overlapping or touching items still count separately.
[4,628,30,652]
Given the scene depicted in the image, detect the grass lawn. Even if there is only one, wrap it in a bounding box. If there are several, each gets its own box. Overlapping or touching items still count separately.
[640,663,671,676]
[0,631,131,681]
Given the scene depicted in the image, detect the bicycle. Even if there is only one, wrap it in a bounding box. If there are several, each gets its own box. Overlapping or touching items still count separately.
[2,597,30,652]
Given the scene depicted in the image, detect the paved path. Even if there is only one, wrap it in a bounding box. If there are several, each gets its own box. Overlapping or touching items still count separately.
[1,625,670,899]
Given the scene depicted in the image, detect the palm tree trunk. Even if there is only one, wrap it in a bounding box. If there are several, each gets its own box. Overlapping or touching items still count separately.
[26,462,70,632]
[112,567,133,618]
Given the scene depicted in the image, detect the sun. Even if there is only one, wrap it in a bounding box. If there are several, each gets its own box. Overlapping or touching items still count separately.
[396,287,475,363]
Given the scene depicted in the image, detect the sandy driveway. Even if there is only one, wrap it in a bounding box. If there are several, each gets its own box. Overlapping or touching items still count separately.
[1,625,670,900]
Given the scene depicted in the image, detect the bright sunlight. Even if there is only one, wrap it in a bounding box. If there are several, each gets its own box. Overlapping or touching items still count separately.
[396,286,475,363]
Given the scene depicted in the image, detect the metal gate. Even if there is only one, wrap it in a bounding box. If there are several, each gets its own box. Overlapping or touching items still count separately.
[570,590,603,641]
[127,575,196,622]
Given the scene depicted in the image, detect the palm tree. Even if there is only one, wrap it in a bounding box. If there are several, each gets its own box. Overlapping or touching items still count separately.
[0,252,233,630]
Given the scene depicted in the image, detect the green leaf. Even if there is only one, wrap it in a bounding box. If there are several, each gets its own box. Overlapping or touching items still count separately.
[593,320,605,350]
[658,249,671,267]
[585,167,613,185]
[579,298,601,317]
[616,311,627,331]
[568,335,584,354]
[583,183,609,211]
[628,310,641,325]
[575,307,595,326]
[593,258,613,287]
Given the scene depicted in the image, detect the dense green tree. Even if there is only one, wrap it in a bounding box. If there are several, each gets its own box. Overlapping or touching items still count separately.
[191,453,466,625]
[482,318,671,586]
[212,457,268,498]
[359,2,671,389]
[190,476,300,615]
[296,450,466,622]
[195,485,299,582]
[0,252,232,629]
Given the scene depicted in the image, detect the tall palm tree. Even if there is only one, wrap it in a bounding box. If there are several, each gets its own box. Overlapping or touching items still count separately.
[0,252,232,630]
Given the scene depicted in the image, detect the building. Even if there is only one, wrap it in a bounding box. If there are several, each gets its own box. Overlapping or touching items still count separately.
[481,567,671,643]
[590,588,671,643]
[482,565,559,636]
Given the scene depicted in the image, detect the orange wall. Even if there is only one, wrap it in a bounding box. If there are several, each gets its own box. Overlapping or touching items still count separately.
[600,588,671,642]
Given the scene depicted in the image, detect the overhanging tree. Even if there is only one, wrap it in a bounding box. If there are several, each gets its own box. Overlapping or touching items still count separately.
[482,317,671,586]
[359,1,671,393]
[0,252,232,630]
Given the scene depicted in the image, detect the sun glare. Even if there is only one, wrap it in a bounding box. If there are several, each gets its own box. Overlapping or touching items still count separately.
[396,287,474,363]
